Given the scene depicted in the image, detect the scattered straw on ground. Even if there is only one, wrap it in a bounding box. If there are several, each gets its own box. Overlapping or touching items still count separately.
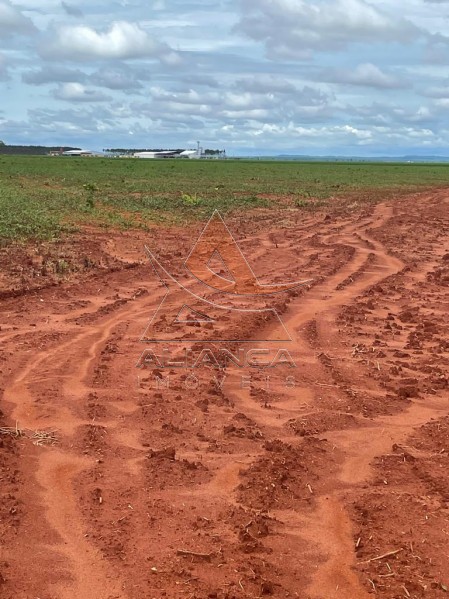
[0,423,58,446]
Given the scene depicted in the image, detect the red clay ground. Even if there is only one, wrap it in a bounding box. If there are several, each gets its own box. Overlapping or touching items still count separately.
[0,191,448,599]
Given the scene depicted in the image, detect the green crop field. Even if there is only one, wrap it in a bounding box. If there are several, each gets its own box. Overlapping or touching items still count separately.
[1,155,449,243]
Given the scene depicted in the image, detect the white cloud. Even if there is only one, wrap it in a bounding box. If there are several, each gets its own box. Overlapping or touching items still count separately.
[0,52,9,80]
[2,0,449,155]
[90,65,145,90]
[236,75,297,94]
[324,63,408,89]
[61,1,83,18]
[41,21,170,60]
[53,82,111,102]
[22,65,87,85]
[424,84,449,98]
[0,0,36,36]
[236,0,420,59]
[149,86,221,106]
[434,98,449,108]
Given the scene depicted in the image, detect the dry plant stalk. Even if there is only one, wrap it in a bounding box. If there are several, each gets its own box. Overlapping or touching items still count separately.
[0,423,58,446]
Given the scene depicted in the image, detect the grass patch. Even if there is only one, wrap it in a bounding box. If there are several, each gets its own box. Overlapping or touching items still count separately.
[1,155,449,242]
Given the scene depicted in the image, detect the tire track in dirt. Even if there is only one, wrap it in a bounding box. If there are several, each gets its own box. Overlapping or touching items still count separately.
[1,286,167,598]
[211,202,449,598]
[1,194,448,598]
[285,204,447,597]
[113,202,401,597]
[147,203,401,597]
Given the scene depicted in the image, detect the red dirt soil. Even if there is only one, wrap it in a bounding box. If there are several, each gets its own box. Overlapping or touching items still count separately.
[1,190,448,599]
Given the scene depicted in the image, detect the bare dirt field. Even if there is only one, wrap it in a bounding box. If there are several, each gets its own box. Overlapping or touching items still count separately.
[1,190,448,599]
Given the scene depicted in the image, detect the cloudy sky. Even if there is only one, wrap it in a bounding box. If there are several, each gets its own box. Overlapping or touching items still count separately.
[1,0,449,155]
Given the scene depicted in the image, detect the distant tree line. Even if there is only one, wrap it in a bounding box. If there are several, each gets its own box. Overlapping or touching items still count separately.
[104,148,185,154]
[0,142,225,156]
[104,148,224,155]
[0,144,79,155]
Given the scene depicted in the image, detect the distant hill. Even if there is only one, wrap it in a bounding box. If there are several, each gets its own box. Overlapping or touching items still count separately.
[272,154,449,163]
